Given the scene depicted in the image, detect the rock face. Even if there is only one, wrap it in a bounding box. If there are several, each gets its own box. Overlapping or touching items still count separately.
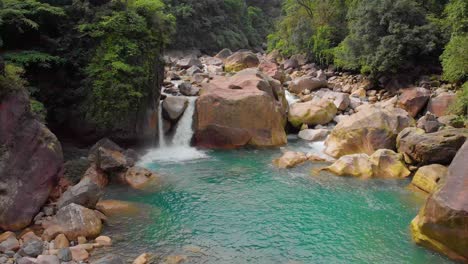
[57,178,103,209]
[397,127,467,165]
[224,51,259,72]
[325,149,410,178]
[273,151,308,169]
[288,76,327,94]
[0,91,63,230]
[412,164,448,193]
[288,99,337,127]
[195,69,287,148]
[325,106,413,158]
[162,96,188,121]
[397,87,430,117]
[43,203,102,240]
[411,141,468,262]
[426,92,456,117]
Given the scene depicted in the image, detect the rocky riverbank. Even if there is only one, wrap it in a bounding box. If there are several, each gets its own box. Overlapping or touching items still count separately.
[1,48,467,263]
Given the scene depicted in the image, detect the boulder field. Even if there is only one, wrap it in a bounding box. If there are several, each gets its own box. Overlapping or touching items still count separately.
[194,69,288,148]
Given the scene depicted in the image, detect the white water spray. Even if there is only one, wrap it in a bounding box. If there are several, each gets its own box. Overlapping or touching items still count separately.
[285,90,300,105]
[158,100,166,148]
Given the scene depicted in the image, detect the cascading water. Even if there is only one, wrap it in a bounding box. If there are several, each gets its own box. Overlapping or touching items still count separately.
[140,96,207,164]
[285,90,300,105]
[158,100,166,148]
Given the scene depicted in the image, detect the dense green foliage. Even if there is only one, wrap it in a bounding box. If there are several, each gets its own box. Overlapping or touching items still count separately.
[165,0,281,51]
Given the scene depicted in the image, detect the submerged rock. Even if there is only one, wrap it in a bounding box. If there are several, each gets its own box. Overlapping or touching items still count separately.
[195,69,287,148]
[397,127,467,165]
[122,166,161,190]
[0,91,63,230]
[411,164,448,193]
[411,141,468,262]
[273,151,308,169]
[288,99,337,128]
[324,106,413,158]
[96,200,140,216]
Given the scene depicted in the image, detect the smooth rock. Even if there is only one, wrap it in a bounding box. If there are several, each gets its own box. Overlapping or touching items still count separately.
[325,154,373,178]
[214,48,232,60]
[224,51,259,72]
[397,127,467,165]
[288,99,337,127]
[397,87,430,117]
[133,253,151,264]
[95,236,111,247]
[179,82,200,96]
[325,106,414,158]
[298,129,329,141]
[122,166,161,190]
[288,76,327,94]
[195,69,287,148]
[57,248,72,262]
[53,234,69,249]
[162,97,188,121]
[37,255,59,264]
[0,91,63,230]
[0,237,20,253]
[411,141,468,261]
[18,239,43,258]
[0,232,16,243]
[69,246,88,262]
[176,57,202,70]
[96,200,140,216]
[412,164,448,193]
[426,92,456,117]
[273,151,308,169]
[417,112,441,133]
[57,178,103,209]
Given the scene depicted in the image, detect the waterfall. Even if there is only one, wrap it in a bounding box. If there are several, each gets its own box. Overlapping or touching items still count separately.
[285,90,300,105]
[158,100,166,148]
[139,96,207,164]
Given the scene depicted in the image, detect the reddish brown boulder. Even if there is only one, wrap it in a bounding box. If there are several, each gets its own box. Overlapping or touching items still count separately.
[0,91,63,230]
[258,61,285,82]
[397,127,467,165]
[195,69,287,148]
[397,87,430,117]
[411,140,468,262]
[427,92,456,117]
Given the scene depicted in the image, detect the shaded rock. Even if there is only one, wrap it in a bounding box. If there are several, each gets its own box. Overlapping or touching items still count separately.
[179,82,199,96]
[186,65,202,76]
[412,164,448,194]
[426,92,456,117]
[54,234,69,249]
[96,200,140,216]
[18,239,43,258]
[57,178,103,209]
[69,246,89,262]
[176,57,202,70]
[288,99,337,128]
[202,56,223,66]
[258,61,285,82]
[224,51,259,72]
[288,76,327,94]
[88,138,122,163]
[325,106,414,158]
[397,127,467,165]
[0,91,63,230]
[17,257,37,264]
[273,151,308,169]
[214,48,232,60]
[283,58,298,70]
[0,232,16,243]
[95,236,112,246]
[314,89,350,111]
[43,204,102,241]
[298,129,329,141]
[133,253,151,264]
[0,237,19,253]
[195,69,287,148]
[96,147,128,172]
[82,165,108,188]
[438,114,465,128]
[122,166,161,190]
[92,255,125,264]
[57,248,72,262]
[411,141,468,261]
[162,97,188,121]
[397,87,430,117]
[417,112,441,133]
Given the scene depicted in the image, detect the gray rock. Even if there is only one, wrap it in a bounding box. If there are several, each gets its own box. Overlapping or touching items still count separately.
[17,257,37,264]
[0,237,19,253]
[215,48,232,60]
[57,248,72,262]
[97,147,128,172]
[37,255,60,264]
[179,82,200,96]
[162,97,189,121]
[88,138,123,163]
[186,65,203,76]
[18,239,43,258]
[57,178,103,209]
[176,57,202,69]
[298,129,330,141]
[417,112,441,133]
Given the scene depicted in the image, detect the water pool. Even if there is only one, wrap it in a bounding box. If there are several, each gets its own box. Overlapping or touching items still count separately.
[100,139,451,264]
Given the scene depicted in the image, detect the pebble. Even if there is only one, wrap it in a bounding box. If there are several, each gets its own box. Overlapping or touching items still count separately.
[95,236,112,246]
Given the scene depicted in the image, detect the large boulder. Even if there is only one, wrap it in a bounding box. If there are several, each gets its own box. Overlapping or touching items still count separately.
[411,140,468,262]
[57,178,103,209]
[258,61,285,82]
[397,87,430,117]
[288,76,327,94]
[325,106,414,158]
[195,69,287,148]
[426,92,456,117]
[397,127,467,165]
[417,112,441,133]
[178,82,200,96]
[411,164,448,193]
[314,89,350,111]
[176,57,202,70]
[273,151,308,169]
[162,97,188,121]
[0,91,63,230]
[88,138,122,162]
[325,149,410,178]
[214,48,232,60]
[43,203,102,241]
[224,51,260,72]
[288,99,337,127]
